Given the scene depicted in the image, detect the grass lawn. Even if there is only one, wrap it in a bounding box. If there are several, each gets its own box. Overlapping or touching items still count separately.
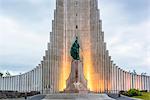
[132,92,150,100]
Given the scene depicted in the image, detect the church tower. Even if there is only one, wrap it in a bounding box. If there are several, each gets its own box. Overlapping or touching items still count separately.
[0,0,149,95]
[43,0,111,93]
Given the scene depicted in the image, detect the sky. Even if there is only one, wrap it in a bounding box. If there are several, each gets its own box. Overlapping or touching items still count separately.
[0,0,150,76]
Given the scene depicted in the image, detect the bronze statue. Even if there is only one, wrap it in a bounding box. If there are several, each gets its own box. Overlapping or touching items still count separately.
[70,37,80,60]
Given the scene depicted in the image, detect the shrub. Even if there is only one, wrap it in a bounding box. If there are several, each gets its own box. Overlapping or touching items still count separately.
[125,89,142,97]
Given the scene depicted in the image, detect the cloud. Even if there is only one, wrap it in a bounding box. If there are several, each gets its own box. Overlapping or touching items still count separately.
[0,15,48,74]
[0,0,56,75]
[99,0,150,75]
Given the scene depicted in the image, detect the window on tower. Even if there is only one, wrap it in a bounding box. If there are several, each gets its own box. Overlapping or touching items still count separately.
[58,1,63,7]
[75,1,78,6]
[76,25,78,29]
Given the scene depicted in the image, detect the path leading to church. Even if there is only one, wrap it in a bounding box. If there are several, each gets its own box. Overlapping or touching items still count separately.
[42,93,115,100]
[2,94,142,100]
[108,94,141,100]
[28,94,141,100]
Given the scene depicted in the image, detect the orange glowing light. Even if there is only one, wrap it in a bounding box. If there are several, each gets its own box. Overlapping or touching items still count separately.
[58,36,108,92]
[83,50,93,90]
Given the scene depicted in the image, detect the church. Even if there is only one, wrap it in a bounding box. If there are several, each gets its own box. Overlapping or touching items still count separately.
[0,0,150,94]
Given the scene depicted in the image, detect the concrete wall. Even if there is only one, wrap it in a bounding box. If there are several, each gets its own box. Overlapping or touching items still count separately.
[109,65,150,93]
[0,65,43,93]
[0,57,149,94]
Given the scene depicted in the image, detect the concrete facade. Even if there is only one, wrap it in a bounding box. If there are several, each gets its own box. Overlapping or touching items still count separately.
[0,65,43,93]
[0,0,150,94]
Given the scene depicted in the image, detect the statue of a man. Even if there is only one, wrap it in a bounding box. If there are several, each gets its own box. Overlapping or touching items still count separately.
[70,37,80,60]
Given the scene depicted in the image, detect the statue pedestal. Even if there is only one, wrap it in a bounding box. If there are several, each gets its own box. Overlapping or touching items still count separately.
[64,60,88,93]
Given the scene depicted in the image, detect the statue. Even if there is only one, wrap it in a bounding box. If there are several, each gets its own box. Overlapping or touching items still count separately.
[70,37,80,60]
[65,36,88,93]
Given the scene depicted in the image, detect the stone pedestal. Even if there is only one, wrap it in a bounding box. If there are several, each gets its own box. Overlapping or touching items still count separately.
[64,60,88,93]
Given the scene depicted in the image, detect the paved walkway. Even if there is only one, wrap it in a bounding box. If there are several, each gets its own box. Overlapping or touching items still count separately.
[108,94,142,100]
[42,93,115,100]
[1,94,142,100]
[0,94,46,100]
[28,94,46,100]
